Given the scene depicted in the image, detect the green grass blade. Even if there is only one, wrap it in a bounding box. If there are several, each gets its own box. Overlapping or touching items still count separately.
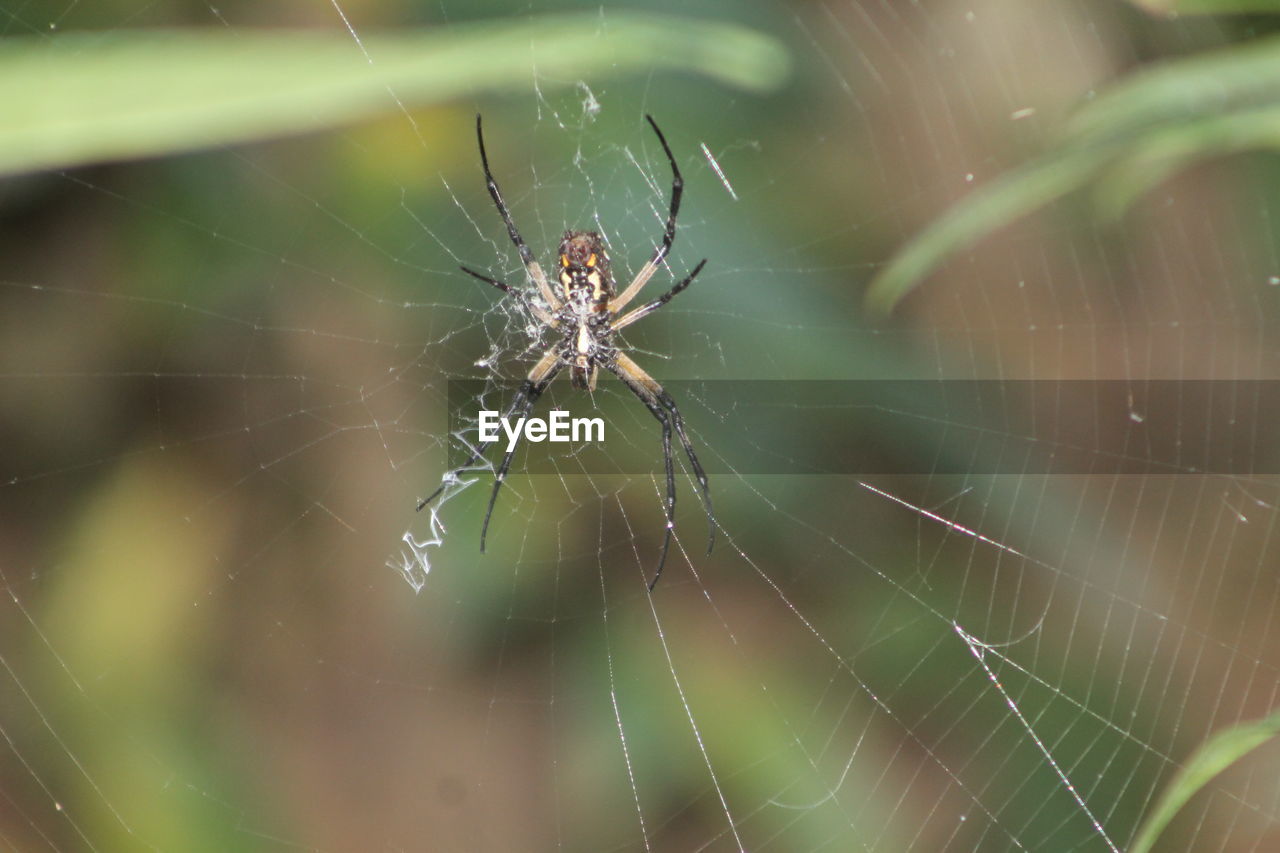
[1128,710,1280,853]
[1092,106,1280,218]
[0,14,789,176]
[866,31,1280,314]
[863,145,1112,317]
[1130,0,1280,14]
[1067,32,1280,147]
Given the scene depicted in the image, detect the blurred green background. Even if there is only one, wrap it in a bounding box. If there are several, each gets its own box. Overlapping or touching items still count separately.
[2,1,1280,851]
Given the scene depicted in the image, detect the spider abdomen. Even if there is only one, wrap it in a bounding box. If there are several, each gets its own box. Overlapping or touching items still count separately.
[562,316,613,391]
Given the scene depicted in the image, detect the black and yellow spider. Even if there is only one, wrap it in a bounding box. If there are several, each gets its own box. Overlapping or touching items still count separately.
[420,114,715,589]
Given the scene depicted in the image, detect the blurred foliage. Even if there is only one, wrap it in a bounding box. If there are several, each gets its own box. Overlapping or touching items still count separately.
[866,26,1280,314]
[1132,0,1280,13]
[1129,709,1280,852]
[0,14,788,175]
[2,0,1279,850]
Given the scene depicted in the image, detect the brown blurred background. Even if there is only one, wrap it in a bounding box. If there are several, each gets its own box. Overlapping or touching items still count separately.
[2,1,1278,850]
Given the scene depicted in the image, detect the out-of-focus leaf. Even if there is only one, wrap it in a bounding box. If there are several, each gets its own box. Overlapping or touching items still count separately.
[1092,107,1280,218]
[866,32,1280,314]
[1130,0,1280,15]
[1066,35,1280,146]
[1128,710,1280,853]
[863,146,1112,317]
[0,14,789,176]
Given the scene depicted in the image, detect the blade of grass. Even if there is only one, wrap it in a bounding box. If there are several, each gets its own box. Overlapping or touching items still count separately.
[866,31,1280,314]
[1130,0,1280,15]
[1067,32,1280,147]
[863,145,1113,317]
[1128,710,1280,853]
[0,13,789,176]
[1093,106,1280,218]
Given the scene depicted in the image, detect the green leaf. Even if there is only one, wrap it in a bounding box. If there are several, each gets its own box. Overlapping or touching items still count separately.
[0,14,789,177]
[1066,35,1280,147]
[1092,107,1280,218]
[866,31,1280,315]
[1128,710,1280,853]
[863,145,1114,317]
[1129,0,1280,15]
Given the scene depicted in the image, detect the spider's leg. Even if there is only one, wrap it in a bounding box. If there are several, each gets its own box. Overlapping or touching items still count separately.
[480,382,540,550]
[610,115,684,313]
[479,354,561,551]
[612,354,715,554]
[654,407,675,590]
[475,115,562,312]
[418,350,559,511]
[657,388,715,555]
[610,259,707,334]
[460,265,557,328]
[642,114,683,271]
[614,369,675,589]
[417,390,522,511]
[459,264,513,295]
[608,352,717,589]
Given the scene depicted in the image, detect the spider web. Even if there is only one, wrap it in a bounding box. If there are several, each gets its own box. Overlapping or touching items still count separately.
[2,1,1279,851]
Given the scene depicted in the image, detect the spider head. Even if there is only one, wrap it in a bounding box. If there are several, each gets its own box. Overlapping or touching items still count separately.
[558,230,612,307]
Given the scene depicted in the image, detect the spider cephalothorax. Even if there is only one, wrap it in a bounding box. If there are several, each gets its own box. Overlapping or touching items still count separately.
[420,115,715,590]
[558,230,613,308]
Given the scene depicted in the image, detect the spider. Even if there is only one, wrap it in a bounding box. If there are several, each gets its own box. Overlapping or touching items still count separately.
[419,114,715,590]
